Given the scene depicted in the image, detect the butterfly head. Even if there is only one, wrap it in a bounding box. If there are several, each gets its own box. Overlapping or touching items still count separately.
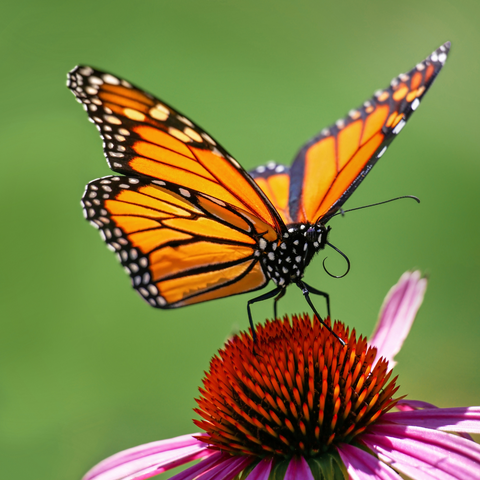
[261,223,330,287]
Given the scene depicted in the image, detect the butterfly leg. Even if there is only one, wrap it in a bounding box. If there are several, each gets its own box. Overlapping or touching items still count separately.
[296,280,345,346]
[299,280,331,319]
[273,288,286,319]
[247,286,284,342]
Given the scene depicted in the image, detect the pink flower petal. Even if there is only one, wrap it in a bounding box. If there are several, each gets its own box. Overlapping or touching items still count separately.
[391,402,476,440]
[246,458,273,480]
[112,449,214,480]
[382,406,480,434]
[370,271,427,367]
[168,451,227,480]
[395,399,438,411]
[337,443,402,479]
[198,454,253,480]
[364,424,480,479]
[284,456,314,480]
[83,434,210,480]
[365,441,463,480]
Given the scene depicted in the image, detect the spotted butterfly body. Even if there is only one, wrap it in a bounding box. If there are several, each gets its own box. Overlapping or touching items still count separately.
[68,43,449,312]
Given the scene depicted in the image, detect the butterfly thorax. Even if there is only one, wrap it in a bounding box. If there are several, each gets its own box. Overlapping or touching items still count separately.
[261,223,329,287]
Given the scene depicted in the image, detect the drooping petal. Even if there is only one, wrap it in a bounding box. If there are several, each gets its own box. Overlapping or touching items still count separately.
[83,434,211,480]
[370,271,427,367]
[363,424,480,480]
[337,443,402,479]
[246,458,274,480]
[381,406,480,434]
[284,456,315,480]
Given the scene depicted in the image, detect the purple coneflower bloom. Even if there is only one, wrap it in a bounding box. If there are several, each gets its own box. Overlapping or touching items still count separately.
[82,272,480,480]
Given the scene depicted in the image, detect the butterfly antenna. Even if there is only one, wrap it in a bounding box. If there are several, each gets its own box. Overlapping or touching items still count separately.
[329,195,420,219]
[323,242,351,279]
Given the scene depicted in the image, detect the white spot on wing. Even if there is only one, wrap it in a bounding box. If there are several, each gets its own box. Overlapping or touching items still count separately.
[148,285,158,296]
[229,158,241,169]
[177,115,193,127]
[392,119,406,135]
[411,98,420,111]
[377,146,387,158]
[129,263,139,273]
[103,74,120,85]
[79,67,94,76]
[201,132,216,145]
[105,115,121,125]
[89,76,103,85]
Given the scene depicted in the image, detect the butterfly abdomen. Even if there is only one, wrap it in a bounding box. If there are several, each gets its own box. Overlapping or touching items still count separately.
[261,223,329,286]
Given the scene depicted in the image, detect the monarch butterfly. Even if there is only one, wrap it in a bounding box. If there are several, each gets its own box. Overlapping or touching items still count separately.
[68,42,449,333]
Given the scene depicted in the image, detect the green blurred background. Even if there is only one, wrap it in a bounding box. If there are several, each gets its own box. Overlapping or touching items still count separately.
[1,0,479,478]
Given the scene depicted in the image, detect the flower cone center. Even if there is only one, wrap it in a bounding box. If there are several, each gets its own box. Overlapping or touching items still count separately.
[194,315,399,458]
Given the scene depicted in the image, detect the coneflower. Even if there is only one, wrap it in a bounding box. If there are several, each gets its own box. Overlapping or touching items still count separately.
[82,272,480,480]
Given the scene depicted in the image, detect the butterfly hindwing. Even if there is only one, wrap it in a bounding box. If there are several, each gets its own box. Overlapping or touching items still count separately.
[288,42,450,224]
[249,162,292,225]
[82,176,274,307]
[68,66,284,234]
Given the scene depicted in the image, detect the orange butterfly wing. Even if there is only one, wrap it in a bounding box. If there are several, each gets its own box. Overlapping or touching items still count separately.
[286,42,450,224]
[68,66,284,235]
[248,162,293,225]
[82,176,276,307]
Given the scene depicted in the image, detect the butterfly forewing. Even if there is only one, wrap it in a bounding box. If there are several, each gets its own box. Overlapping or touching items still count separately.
[82,176,272,307]
[68,66,284,234]
[288,42,450,224]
